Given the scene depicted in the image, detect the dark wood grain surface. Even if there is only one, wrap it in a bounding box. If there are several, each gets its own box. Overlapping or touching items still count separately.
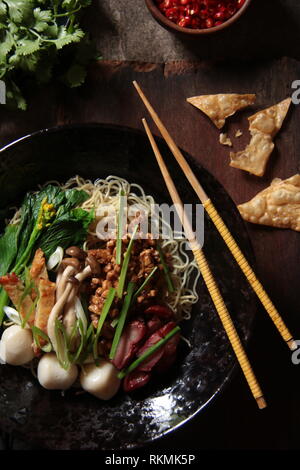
[0,0,300,451]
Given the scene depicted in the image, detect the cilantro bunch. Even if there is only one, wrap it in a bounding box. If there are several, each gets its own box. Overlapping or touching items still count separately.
[0,0,96,110]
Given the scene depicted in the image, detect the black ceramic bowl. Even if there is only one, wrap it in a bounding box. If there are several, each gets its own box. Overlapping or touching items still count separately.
[0,124,257,450]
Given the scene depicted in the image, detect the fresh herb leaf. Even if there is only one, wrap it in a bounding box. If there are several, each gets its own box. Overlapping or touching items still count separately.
[0,0,96,109]
[0,224,19,276]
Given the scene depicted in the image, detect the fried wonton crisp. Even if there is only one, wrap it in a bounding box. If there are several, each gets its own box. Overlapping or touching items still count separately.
[238,174,300,231]
[230,98,292,176]
[187,93,256,129]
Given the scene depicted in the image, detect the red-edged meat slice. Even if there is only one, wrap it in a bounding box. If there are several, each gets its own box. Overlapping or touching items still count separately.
[136,321,178,372]
[137,348,164,372]
[123,371,151,392]
[112,320,147,370]
[144,305,174,320]
[154,332,180,372]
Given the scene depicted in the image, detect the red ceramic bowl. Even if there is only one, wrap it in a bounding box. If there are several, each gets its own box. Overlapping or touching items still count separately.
[145,0,252,35]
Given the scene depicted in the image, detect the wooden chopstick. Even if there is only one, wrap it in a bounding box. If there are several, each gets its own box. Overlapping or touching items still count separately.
[142,118,266,410]
[133,80,296,351]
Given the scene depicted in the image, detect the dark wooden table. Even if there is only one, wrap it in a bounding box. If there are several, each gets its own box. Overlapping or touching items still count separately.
[0,0,300,452]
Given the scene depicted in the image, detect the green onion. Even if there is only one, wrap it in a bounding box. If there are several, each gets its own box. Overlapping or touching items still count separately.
[117,224,139,299]
[109,282,135,360]
[32,326,52,353]
[19,267,39,328]
[67,319,79,351]
[157,244,174,293]
[116,190,126,265]
[93,287,116,360]
[77,322,95,365]
[117,325,180,379]
[70,318,86,363]
[110,318,119,328]
[54,318,70,370]
[132,266,158,303]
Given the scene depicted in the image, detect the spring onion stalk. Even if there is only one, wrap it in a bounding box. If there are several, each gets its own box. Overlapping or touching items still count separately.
[32,326,52,353]
[93,287,116,360]
[0,291,8,326]
[117,224,139,299]
[110,318,119,328]
[3,306,22,325]
[74,296,87,334]
[117,325,181,379]
[47,246,64,271]
[70,318,86,363]
[76,322,95,365]
[157,244,174,293]
[132,266,158,303]
[116,190,126,265]
[19,268,39,328]
[54,318,71,370]
[109,282,135,360]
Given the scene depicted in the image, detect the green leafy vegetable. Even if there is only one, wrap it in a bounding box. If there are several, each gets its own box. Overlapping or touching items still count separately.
[0,0,97,110]
[0,224,19,276]
[0,184,95,325]
[117,326,181,379]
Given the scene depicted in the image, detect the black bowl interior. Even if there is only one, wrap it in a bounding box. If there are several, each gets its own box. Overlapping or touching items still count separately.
[0,124,257,450]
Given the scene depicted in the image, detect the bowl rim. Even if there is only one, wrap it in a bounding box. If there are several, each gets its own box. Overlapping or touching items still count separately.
[145,0,252,35]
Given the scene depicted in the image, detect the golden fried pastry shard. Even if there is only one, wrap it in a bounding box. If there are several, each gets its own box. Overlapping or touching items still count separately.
[219,133,232,147]
[186,93,256,129]
[238,174,300,231]
[230,98,292,176]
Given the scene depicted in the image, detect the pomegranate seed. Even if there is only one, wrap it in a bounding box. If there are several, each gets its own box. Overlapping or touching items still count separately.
[205,17,214,27]
[178,16,191,27]
[154,0,243,30]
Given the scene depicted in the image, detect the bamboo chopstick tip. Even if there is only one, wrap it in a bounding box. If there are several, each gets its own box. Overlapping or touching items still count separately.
[256,396,267,410]
[288,339,298,351]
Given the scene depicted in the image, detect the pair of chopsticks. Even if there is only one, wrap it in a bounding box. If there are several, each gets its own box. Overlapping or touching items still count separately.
[133,80,296,409]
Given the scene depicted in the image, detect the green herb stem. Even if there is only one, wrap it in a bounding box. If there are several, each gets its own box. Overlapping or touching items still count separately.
[157,244,175,293]
[0,290,9,326]
[109,282,135,361]
[132,266,158,303]
[116,190,126,266]
[117,225,139,299]
[117,326,181,379]
[93,288,116,360]
[53,7,83,18]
